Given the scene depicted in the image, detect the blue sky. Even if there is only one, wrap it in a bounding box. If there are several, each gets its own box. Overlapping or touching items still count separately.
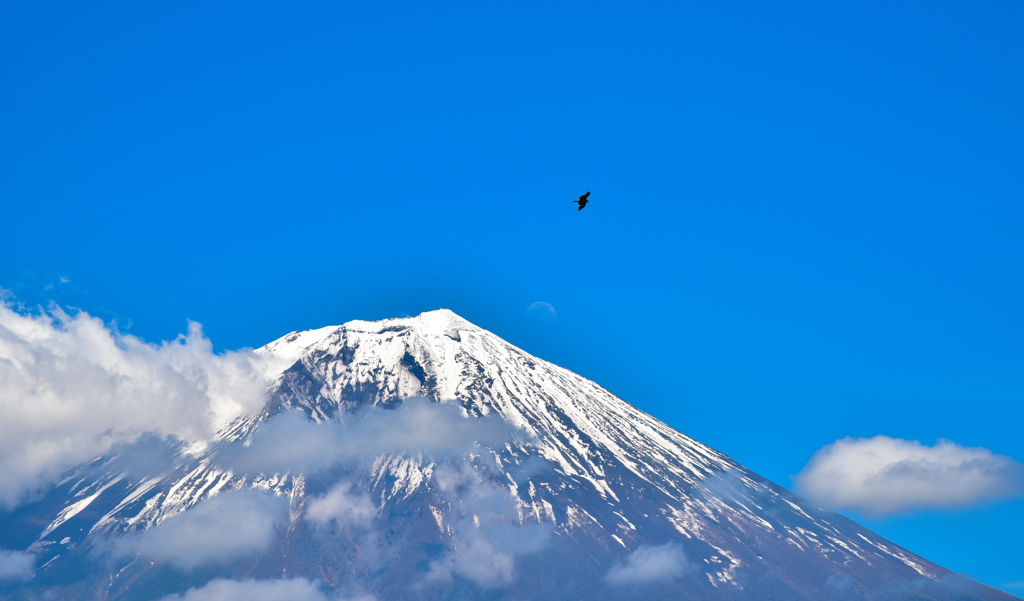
[2,0,1022,594]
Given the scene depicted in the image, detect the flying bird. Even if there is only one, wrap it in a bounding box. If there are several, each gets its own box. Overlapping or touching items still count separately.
[573,191,590,211]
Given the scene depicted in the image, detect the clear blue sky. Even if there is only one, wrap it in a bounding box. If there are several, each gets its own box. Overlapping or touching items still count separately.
[2,1,1022,593]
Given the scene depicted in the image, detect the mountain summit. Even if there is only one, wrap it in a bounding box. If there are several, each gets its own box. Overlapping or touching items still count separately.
[0,310,1015,600]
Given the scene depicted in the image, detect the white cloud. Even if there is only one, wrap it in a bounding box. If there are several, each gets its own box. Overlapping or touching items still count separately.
[605,543,690,585]
[0,549,34,580]
[115,490,288,570]
[428,535,516,587]
[219,402,547,588]
[215,397,521,476]
[306,481,376,526]
[157,577,374,601]
[428,521,550,587]
[795,436,1024,516]
[0,301,278,509]
[426,464,551,587]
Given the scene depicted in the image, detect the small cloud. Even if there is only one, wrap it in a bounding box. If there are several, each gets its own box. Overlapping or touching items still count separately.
[427,520,551,587]
[605,543,690,585]
[426,464,552,587]
[525,302,557,321]
[824,574,853,592]
[794,436,1024,517]
[306,481,376,527]
[0,549,34,580]
[427,535,516,588]
[157,577,374,601]
[115,490,288,570]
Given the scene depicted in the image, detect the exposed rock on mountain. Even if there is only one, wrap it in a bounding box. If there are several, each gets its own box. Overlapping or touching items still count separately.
[0,310,1015,600]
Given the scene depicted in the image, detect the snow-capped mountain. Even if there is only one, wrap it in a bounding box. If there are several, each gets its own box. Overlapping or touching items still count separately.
[0,310,1016,600]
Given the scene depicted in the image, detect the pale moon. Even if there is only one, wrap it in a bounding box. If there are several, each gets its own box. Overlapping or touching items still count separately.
[526,302,558,320]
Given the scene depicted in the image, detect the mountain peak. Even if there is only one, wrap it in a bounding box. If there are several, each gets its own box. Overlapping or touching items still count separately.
[362,307,479,338]
[257,308,475,370]
[6,311,1016,601]
[409,307,477,333]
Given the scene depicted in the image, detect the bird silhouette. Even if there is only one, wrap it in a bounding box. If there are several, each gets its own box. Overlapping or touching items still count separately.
[573,191,590,211]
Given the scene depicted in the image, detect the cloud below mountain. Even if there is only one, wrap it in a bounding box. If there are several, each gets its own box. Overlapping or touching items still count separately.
[425,463,552,588]
[115,490,288,570]
[795,435,1024,516]
[156,577,375,601]
[0,301,279,509]
[306,482,376,527]
[605,543,691,585]
[211,398,549,589]
[214,397,522,476]
[0,549,34,580]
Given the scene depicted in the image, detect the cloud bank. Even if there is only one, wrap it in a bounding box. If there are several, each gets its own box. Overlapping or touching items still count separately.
[157,577,374,601]
[605,543,690,585]
[795,435,1024,516]
[115,490,288,570]
[0,549,34,580]
[306,482,376,527]
[212,399,548,588]
[0,301,278,509]
[215,397,520,476]
[426,464,552,587]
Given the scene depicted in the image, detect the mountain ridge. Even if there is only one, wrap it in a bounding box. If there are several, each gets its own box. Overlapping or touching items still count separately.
[0,309,1016,600]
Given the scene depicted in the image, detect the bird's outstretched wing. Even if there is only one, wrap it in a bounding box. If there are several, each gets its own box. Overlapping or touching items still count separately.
[579,191,590,201]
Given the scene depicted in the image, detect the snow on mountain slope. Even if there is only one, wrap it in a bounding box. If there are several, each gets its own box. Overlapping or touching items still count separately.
[259,309,732,498]
[1,309,1017,601]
